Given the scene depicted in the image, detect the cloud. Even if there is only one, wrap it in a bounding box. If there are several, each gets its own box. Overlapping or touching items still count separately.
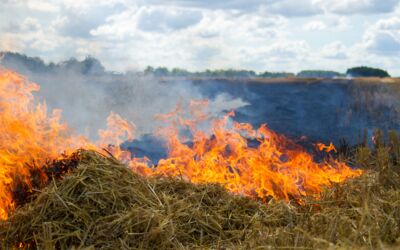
[57,4,126,38]
[237,40,311,72]
[318,0,399,15]
[61,0,125,11]
[330,16,350,31]
[0,34,26,52]
[362,17,400,56]
[366,32,400,55]
[2,0,400,76]
[138,0,267,11]
[375,17,400,30]
[137,7,203,32]
[89,7,289,70]
[139,0,323,17]
[20,17,41,32]
[136,0,399,16]
[303,20,327,31]
[261,0,322,17]
[26,0,60,12]
[322,42,348,59]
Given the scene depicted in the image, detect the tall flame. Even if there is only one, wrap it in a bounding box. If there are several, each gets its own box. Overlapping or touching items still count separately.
[0,69,363,220]
[0,69,95,219]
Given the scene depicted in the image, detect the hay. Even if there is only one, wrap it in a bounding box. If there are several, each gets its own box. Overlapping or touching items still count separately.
[1,150,400,249]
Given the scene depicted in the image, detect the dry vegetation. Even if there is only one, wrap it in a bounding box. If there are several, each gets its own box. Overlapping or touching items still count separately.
[348,79,400,128]
[1,131,400,249]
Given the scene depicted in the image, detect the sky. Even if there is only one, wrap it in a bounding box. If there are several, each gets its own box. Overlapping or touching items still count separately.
[1,0,400,75]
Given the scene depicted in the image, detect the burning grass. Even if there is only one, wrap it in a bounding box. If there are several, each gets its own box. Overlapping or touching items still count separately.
[1,68,399,249]
[1,149,399,249]
[0,69,362,220]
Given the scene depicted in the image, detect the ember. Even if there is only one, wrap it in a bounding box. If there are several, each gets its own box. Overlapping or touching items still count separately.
[0,69,362,220]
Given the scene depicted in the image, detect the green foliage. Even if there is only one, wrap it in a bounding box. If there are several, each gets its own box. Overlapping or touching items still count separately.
[0,52,105,75]
[297,70,342,78]
[259,71,295,78]
[143,66,258,78]
[3,52,397,79]
[0,52,48,72]
[346,66,390,78]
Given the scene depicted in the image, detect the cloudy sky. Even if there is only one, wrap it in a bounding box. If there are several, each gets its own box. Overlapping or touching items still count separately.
[1,0,400,75]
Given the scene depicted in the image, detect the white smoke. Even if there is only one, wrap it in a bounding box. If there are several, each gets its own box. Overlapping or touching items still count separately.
[3,63,248,140]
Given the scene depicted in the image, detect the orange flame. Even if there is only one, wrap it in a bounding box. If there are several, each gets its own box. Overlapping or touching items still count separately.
[316,142,337,153]
[0,69,363,220]
[0,69,96,220]
[131,106,362,202]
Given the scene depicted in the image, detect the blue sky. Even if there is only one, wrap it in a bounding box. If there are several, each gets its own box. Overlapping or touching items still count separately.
[1,0,400,75]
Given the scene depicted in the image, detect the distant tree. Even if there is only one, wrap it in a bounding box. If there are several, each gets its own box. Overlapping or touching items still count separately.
[346,66,390,78]
[0,52,48,72]
[297,70,342,78]
[259,71,295,78]
[194,69,256,78]
[81,56,105,75]
[171,68,191,77]
[153,67,169,77]
[144,66,154,75]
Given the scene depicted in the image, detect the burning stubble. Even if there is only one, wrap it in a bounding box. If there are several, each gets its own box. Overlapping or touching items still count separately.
[0,69,362,219]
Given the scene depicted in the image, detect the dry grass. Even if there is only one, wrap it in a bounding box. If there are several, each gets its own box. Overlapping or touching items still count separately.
[346,79,400,128]
[1,145,400,249]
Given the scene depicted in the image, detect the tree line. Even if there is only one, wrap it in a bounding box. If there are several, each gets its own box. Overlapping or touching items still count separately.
[0,52,392,78]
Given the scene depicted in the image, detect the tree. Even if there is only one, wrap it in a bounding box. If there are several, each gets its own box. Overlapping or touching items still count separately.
[153,67,169,77]
[297,70,342,78]
[346,66,390,78]
[259,71,295,78]
[144,66,154,75]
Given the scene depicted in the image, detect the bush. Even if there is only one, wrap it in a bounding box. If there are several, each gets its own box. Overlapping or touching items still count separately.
[346,66,390,78]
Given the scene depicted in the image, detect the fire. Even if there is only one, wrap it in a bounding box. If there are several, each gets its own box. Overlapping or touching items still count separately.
[131,102,362,202]
[0,69,363,220]
[316,142,337,153]
[0,69,93,220]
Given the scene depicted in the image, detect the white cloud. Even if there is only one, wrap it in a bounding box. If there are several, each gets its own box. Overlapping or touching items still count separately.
[137,6,203,32]
[304,20,327,31]
[375,17,400,30]
[362,17,400,56]
[0,33,26,52]
[266,41,310,58]
[61,0,125,12]
[322,41,348,59]
[26,0,60,12]
[20,17,41,32]
[2,0,400,75]
[89,7,290,70]
[130,0,399,16]
[262,0,322,17]
[317,0,399,15]
[330,16,351,31]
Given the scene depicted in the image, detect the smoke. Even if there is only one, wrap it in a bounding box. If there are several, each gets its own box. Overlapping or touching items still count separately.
[0,58,248,140]
[2,53,399,148]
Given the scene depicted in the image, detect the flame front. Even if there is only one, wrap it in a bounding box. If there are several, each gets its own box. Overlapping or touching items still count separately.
[131,102,362,202]
[0,69,363,220]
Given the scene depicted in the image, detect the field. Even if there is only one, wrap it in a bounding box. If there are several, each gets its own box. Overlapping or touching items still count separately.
[1,134,400,249]
[1,69,400,249]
